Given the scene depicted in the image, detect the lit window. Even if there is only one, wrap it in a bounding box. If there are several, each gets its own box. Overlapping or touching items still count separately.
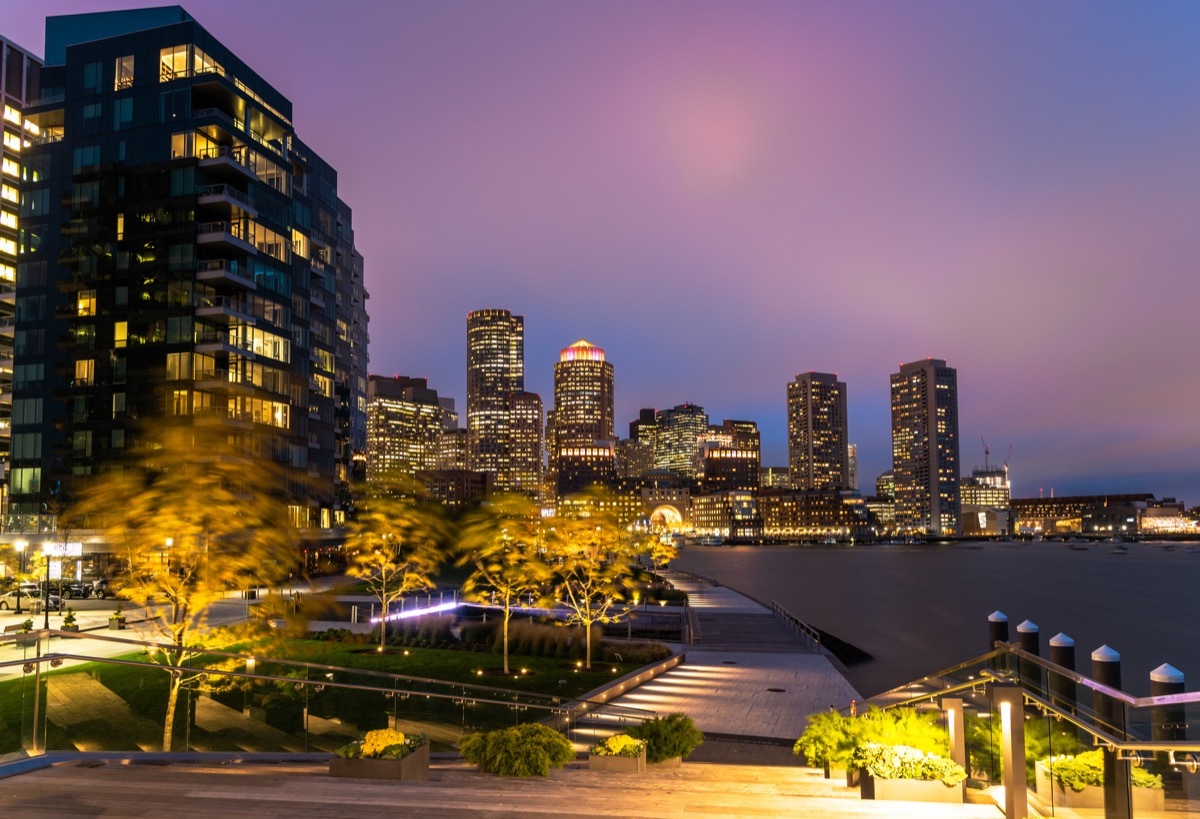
[115,55,134,90]
[77,289,97,316]
[75,359,95,386]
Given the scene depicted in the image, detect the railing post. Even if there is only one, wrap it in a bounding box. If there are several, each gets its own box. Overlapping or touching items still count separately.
[940,696,967,784]
[992,683,1027,819]
[1091,645,1132,819]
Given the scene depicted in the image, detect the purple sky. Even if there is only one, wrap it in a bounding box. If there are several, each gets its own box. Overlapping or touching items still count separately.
[10,2,1200,504]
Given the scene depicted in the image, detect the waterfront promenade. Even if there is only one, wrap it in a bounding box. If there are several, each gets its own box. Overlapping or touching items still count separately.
[600,570,861,762]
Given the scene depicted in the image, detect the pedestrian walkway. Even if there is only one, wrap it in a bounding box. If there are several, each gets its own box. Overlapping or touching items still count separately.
[580,571,860,757]
[0,756,1003,818]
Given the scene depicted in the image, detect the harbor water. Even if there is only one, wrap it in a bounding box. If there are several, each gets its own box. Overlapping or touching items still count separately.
[676,540,1200,698]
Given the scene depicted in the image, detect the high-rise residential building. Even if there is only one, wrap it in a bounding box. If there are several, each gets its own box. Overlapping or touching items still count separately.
[365,376,447,484]
[546,339,613,492]
[847,443,858,491]
[437,427,468,471]
[698,419,760,492]
[654,403,708,479]
[12,8,368,530]
[890,358,960,536]
[0,36,41,523]
[465,308,523,489]
[787,372,848,491]
[508,390,543,500]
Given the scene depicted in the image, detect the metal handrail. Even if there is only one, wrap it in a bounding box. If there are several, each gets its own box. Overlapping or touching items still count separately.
[769,600,821,648]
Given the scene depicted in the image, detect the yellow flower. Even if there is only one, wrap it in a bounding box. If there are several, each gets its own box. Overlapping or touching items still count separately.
[595,734,644,757]
[360,728,407,758]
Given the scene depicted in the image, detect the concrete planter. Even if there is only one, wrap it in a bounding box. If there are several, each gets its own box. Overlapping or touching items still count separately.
[860,772,962,803]
[108,618,126,631]
[1035,762,1165,812]
[589,748,647,773]
[61,624,80,633]
[648,756,682,770]
[329,743,430,781]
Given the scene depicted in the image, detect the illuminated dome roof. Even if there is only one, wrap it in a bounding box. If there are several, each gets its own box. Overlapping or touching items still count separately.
[560,339,605,362]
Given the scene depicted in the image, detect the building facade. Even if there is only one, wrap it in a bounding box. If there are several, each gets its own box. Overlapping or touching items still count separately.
[0,36,41,524]
[787,371,848,491]
[698,419,760,492]
[654,403,708,479]
[365,375,447,484]
[508,389,543,500]
[890,358,960,536]
[13,8,367,529]
[465,308,523,490]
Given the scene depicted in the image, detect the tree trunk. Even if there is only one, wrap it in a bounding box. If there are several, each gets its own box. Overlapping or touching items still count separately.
[501,601,511,675]
[585,620,593,670]
[163,673,182,752]
[378,597,388,653]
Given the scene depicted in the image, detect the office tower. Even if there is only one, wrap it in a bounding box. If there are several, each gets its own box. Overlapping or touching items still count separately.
[699,419,760,492]
[465,308,523,489]
[847,443,858,491]
[891,358,960,536]
[437,427,468,471]
[12,8,367,529]
[654,403,708,479]
[508,390,543,500]
[546,339,613,491]
[0,37,41,522]
[365,376,447,483]
[787,372,848,490]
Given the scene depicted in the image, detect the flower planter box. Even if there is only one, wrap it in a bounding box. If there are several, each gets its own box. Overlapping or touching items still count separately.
[329,742,430,781]
[1035,762,1164,812]
[648,756,682,770]
[589,747,647,773]
[108,618,126,631]
[860,772,962,803]
[61,624,80,633]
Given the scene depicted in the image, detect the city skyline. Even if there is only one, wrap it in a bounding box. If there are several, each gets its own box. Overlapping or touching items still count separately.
[7,2,1200,504]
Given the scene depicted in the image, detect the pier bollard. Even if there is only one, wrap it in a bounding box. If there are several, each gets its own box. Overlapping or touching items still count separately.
[1151,664,1186,795]
[988,610,1009,649]
[1092,645,1132,819]
[1048,633,1076,712]
[1016,620,1040,688]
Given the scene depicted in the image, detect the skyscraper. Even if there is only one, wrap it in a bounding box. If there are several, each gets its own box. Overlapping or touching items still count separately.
[787,372,848,490]
[0,36,41,522]
[654,403,708,479]
[12,8,368,529]
[546,338,613,492]
[465,308,524,489]
[508,390,543,500]
[699,419,760,492]
[365,376,448,484]
[891,358,960,536]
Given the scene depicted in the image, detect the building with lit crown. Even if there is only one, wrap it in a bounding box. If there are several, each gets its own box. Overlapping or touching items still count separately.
[890,358,960,536]
[787,372,848,490]
[465,308,523,490]
[546,338,612,493]
[11,8,368,531]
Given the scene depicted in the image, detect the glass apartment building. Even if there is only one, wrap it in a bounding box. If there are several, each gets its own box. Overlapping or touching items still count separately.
[787,371,848,491]
[11,8,368,529]
[890,358,960,536]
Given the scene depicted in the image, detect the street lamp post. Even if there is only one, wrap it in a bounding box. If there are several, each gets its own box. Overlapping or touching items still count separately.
[43,546,52,629]
[14,541,26,615]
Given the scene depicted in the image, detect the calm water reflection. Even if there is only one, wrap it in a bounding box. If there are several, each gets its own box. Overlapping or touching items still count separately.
[676,540,1200,698]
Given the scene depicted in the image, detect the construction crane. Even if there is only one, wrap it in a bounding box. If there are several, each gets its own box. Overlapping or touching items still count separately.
[981,436,990,470]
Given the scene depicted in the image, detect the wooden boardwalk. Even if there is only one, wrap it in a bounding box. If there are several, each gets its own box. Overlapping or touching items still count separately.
[0,758,1003,818]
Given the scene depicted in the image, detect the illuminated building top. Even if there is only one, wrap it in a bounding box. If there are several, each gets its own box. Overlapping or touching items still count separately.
[560,339,605,363]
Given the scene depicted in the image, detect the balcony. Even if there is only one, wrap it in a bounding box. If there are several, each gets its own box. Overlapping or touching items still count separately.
[309,288,326,309]
[197,184,257,218]
[0,316,14,338]
[197,145,256,181]
[196,223,257,258]
[195,294,256,324]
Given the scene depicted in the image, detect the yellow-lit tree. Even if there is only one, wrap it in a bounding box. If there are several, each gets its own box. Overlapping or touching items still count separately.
[648,537,678,574]
[457,494,553,674]
[344,484,447,654]
[550,492,642,669]
[70,423,296,751]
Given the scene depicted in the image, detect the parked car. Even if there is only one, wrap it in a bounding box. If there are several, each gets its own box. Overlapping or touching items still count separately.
[0,588,61,611]
[91,579,113,599]
[63,581,91,600]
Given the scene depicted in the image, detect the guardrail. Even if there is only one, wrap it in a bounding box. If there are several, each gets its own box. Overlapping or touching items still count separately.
[769,600,821,650]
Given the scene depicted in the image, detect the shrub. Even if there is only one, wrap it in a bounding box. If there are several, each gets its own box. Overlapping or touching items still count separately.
[1042,750,1163,791]
[851,742,967,787]
[626,713,704,763]
[590,734,645,758]
[459,723,575,777]
[599,641,672,664]
[793,707,947,769]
